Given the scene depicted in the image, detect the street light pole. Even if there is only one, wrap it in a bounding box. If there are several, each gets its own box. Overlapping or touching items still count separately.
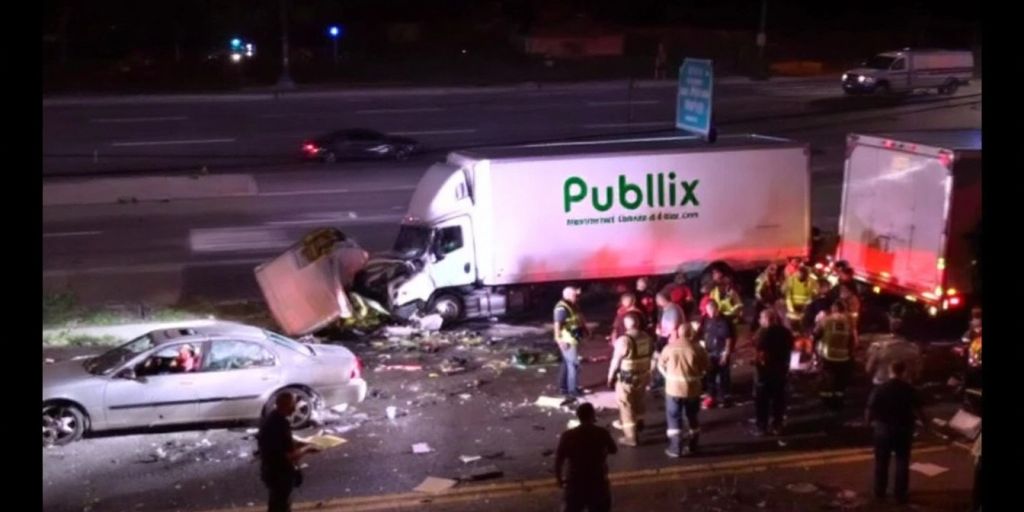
[277,0,295,89]
[756,0,768,79]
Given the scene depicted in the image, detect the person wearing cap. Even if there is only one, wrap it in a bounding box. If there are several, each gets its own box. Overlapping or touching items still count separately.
[554,286,588,400]
[607,312,654,447]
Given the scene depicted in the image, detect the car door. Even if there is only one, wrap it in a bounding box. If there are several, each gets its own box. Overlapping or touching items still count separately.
[190,339,282,422]
[428,216,477,289]
[102,343,201,429]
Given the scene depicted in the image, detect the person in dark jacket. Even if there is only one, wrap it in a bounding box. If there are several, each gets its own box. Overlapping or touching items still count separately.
[696,300,735,408]
[555,403,618,512]
[866,361,925,505]
[752,308,795,436]
[258,393,318,512]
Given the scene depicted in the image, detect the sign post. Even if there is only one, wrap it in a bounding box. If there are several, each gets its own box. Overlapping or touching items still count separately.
[676,58,715,142]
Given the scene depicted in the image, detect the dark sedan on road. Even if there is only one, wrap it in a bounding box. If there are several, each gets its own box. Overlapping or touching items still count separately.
[42,322,366,446]
[302,129,420,162]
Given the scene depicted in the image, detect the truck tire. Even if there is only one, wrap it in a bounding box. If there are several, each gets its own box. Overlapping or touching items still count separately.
[940,79,959,95]
[429,293,464,323]
[874,82,891,96]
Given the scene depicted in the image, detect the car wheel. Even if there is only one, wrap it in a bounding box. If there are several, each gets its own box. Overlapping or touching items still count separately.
[323,151,337,164]
[265,388,315,429]
[43,403,86,446]
[429,293,463,323]
[874,82,890,95]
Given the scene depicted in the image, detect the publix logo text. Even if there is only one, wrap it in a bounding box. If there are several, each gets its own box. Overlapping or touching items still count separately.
[563,172,700,213]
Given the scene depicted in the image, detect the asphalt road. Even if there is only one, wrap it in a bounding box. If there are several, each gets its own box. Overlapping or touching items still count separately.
[41,317,973,512]
[42,80,981,305]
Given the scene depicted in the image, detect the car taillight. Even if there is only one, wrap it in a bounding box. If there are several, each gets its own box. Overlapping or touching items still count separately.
[303,143,318,153]
[950,296,962,307]
[350,357,363,380]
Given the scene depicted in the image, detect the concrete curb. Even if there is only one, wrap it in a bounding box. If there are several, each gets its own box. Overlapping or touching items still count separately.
[42,174,258,206]
[42,75,838,107]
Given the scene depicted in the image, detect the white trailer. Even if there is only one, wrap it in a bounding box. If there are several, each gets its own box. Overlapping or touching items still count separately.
[360,134,811,321]
[842,49,974,95]
[836,130,981,317]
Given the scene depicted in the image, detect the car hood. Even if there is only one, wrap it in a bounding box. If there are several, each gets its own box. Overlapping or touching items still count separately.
[43,359,97,390]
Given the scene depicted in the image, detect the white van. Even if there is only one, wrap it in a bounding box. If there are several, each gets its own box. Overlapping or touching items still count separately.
[842,49,974,95]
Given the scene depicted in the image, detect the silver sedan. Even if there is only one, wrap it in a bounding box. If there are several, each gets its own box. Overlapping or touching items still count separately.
[42,322,367,446]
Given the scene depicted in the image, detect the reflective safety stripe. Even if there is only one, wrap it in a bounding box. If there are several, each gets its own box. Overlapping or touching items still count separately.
[621,421,636,428]
[666,428,682,436]
[556,300,581,345]
[620,332,653,371]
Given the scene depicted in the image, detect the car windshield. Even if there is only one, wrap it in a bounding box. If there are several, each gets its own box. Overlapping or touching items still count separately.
[84,334,156,375]
[862,55,896,69]
[392,225,433,259]
[264,331,315,356]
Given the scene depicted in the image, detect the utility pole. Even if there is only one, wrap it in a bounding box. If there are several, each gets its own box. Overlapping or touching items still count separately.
[755,0,768,79]
[277,0,295,89]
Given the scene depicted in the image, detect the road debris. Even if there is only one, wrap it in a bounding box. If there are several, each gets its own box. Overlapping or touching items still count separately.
[294,434,347,450]
[413,476,457,494]
[377,364,423,372]
[415,314,445,332]
[535,396,566,409]
[440,356,470,375]
[786,482,818,494]
[580,391,618,411]
[459,455,483,464]
[461,464,504,481]
[948,409,981,440]
[909,462,950,477]
[412,442,434,454]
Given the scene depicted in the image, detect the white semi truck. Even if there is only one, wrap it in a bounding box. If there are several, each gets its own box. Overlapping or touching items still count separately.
[835,130,981,319]
[357,134,812,322]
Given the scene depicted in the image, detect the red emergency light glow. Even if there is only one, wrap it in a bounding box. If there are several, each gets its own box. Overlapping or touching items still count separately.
[303,143,319,153]
[950,296,962,307]
[938,151,954,168]
[883,140,895,148]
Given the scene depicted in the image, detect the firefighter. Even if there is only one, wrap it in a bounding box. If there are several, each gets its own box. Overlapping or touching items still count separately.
[710,276,744,327]
[838,283,862,339]
[611,292,646,342]
[815,300,855,417]
[635,277,658,323]
[785,266,816,328]
[607,312,654,447]
[554,286,588,401]
[753,263,783,330]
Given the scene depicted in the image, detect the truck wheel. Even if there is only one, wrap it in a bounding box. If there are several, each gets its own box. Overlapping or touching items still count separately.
[941,80,959,95]
[429,293,463,323]
[874,82,891,95]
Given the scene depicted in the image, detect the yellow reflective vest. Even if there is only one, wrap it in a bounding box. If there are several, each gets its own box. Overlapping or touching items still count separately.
[819,315,853,362]
[619,330,653,372]
[555,300,582,346]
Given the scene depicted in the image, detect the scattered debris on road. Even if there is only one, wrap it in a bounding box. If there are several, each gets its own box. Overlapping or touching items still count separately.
[413,476,457,494]
[412,442,434,454]
[910,462,950,477]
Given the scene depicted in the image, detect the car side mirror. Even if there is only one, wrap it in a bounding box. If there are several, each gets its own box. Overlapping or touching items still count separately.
[116,368,143,382]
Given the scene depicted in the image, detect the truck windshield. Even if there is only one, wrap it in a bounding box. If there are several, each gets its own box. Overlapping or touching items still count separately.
[862,56,896,69]
[393,225,433,259]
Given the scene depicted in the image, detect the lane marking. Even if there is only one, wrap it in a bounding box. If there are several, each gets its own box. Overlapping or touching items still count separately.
[587,100,662,107]
[110,138,236,147]
[43,231,102,238]
[389,129,477,136]
[257,185,416,197]
[357,107,444,114]
[200,444,950,512]
[90,116,189,123]
[583,121,673,129]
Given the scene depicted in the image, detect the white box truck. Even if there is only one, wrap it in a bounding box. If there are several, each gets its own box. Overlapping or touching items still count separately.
[835,130,981,318]
[842,49,974,95]
[358,134,811,321]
